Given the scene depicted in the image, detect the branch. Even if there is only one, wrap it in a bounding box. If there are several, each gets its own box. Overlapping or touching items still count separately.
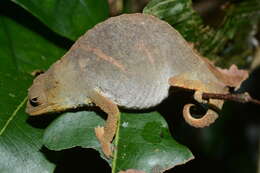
[202,92,260,105]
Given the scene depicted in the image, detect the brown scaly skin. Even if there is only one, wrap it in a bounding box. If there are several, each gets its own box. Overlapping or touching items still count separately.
[26,13,230,157]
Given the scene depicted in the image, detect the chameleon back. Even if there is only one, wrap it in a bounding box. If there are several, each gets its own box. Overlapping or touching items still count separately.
[63,14,223,109]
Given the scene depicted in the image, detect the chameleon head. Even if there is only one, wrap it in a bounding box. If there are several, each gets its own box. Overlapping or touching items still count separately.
[26,59,92,116]
[26,71,64,115]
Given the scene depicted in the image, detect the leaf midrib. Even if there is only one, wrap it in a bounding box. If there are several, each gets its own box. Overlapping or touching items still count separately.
[112,113,121,173]
[0,97,27,136]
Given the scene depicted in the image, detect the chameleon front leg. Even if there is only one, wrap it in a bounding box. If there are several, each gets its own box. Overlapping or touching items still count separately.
[89,90,120,157]
[169,74,224,128]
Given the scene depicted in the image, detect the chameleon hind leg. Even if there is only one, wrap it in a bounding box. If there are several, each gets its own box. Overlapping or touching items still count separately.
[89,89,120,157]
[169,73,224,128]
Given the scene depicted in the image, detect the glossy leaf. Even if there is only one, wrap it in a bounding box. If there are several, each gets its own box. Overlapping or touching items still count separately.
[43,111,108,161]
[113,112,193,172]
[43,111,103,151]
[43,111,194,172]
[11,0,109,40]
[0,10,65,172]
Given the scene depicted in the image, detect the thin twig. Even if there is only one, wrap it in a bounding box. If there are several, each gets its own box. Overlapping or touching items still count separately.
[202,92,260,105]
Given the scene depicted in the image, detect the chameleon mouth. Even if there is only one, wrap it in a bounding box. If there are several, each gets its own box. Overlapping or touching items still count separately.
[26,101,63,116]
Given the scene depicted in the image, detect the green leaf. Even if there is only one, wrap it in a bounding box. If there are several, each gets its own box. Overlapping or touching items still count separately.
[0,6,65,172]
[11,0,109,41]
[43,111,108,161]
[43,111,103,151]
[113,112,193,172]
[43,111,194,172]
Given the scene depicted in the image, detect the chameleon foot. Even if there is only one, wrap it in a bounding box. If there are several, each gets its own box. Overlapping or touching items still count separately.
[94,126,104,141]
[95,126,113,157]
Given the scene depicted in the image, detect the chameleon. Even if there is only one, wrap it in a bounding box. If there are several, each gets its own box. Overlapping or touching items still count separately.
[26,13,230,157]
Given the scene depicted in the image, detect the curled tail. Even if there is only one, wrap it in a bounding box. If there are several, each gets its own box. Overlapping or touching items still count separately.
[183,91,224,128]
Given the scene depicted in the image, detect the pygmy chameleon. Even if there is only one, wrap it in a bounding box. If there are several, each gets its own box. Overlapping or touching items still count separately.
[26,13,236,157]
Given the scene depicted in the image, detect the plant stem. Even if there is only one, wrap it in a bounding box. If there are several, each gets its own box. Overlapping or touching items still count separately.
[112,113,121,173]
[202,92,260,105]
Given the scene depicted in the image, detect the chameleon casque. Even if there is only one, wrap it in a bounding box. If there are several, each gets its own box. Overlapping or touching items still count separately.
[26,13,230,157]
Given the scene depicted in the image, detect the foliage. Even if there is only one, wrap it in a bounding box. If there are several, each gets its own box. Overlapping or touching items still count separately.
[144,0,260,67]
[43,112,193,172]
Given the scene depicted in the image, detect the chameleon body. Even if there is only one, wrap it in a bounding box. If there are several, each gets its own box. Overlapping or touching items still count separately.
[26,14,228,157]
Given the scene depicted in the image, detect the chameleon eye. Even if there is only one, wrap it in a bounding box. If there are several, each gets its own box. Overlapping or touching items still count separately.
[29,97,41,107]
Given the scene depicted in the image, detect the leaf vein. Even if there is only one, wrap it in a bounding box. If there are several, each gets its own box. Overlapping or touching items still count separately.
[4,133,27,169]
[112,113,121,173]
[0,97,28,136]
